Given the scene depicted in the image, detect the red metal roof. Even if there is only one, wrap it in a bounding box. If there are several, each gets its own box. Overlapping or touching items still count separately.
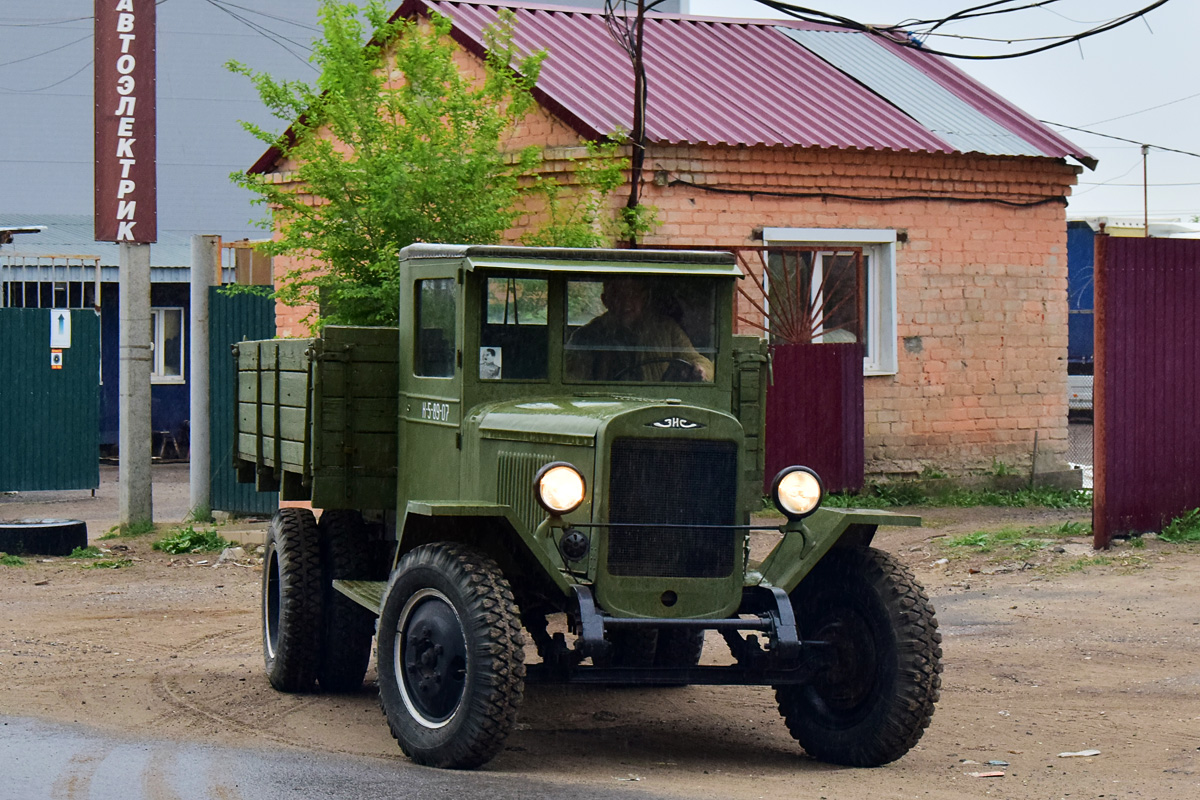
[250,0,1092,174]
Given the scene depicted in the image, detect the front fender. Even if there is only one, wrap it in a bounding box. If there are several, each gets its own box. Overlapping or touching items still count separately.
[754,507,921,594]
[399,501,575,596]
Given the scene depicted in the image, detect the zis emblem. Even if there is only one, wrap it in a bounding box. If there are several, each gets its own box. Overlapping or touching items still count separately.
[648,417,704,429]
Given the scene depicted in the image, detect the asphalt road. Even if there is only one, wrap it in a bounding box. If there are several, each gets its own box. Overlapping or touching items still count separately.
[0,715,669,800]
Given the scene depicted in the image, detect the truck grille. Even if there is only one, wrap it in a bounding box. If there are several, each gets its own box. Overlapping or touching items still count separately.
[607,438,739,578]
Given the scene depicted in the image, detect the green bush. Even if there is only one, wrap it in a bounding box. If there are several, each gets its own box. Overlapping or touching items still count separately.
[152,526,233,555]
[67,546,103,559]
[1160,508,1200,543]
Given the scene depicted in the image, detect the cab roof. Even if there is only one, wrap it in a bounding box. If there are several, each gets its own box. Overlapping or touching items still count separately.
[399,243,742,277]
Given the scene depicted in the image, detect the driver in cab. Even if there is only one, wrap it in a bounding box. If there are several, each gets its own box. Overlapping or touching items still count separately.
[565,277,714,382]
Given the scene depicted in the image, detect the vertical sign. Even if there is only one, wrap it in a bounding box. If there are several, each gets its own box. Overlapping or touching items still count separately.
[95,0,157,243]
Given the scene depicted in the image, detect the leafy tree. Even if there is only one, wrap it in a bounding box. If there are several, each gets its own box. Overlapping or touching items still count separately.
[523,136,659,249]
[230,1,546,328]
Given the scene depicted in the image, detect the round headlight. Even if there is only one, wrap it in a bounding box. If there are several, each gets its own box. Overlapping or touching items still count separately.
[534,462,586,515]
[772,466,823,520]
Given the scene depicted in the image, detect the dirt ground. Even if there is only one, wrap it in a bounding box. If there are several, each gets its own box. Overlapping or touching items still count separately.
[3,468,1199,799]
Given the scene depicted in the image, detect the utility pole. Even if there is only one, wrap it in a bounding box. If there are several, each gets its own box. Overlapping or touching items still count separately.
[189,235,219,520]
[1142,144,1150,238]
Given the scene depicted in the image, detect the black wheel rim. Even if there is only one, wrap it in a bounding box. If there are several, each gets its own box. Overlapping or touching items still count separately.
[808,608,880,725]
[394,588,468,727]
[264,546,281,658]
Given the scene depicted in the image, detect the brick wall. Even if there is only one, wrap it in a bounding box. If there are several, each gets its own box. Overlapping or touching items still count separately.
[609,144,1079,476]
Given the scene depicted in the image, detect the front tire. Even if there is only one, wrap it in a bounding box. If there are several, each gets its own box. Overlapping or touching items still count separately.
[776,547,942,766]
[262,508,321,692]
[377,544,525,769]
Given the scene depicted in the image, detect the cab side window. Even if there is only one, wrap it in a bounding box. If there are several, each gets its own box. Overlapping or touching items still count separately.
[415,278,456,377]
[479,276,548,380]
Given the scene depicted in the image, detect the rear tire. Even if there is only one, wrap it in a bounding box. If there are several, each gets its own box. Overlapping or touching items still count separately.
[317,510,382,693]
[775,547,942,766]
[377,543,525,769]
[262,508,321,692]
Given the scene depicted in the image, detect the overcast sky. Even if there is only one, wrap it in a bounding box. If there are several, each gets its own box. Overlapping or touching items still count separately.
[2,1,1194,237]
[689,0,1199,221]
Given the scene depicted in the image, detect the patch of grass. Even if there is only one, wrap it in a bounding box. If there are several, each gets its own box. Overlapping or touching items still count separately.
[823,489,899,509]
[82,559,133,570]
[188,504,214,524]
[919,464,949,480]
[1,553,26,567]
[936,487,1093,509]
[990,458,1016,477]
[1129,536,1147,549]
[152,526,233,555]
[99,520,157,540]
[1160,508,1200,543]
[1050,520,1091,536]
[944,527,1048,554]
[67,546,103,559]
[827,483,1092,510]
[1067,556,1113,572]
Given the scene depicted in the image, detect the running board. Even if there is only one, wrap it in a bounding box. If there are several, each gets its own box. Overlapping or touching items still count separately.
[332,579,387,615]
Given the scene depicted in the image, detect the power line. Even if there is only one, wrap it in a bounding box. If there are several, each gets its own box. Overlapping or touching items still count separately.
[1042,120,1200,159]
[203,0,316,70]
[0,16,91,28]
[1083,90,1200,126]
[209,1,321,33]
[753,0,1173,60]
[1078,181,1200,187]
[0,59,91,94]
[0,33,90,68]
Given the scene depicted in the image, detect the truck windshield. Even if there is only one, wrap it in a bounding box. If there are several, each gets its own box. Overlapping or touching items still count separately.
[564,276,717,383]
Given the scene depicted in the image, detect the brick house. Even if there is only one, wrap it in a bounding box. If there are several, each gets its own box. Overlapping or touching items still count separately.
[248,0,1093,479]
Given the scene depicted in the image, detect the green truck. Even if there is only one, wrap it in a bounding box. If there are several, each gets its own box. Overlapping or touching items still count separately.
[234,244,941,770]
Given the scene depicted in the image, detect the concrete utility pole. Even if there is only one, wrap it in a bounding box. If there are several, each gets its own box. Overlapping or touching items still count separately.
[118,242,153,526]
[189,235,218,519]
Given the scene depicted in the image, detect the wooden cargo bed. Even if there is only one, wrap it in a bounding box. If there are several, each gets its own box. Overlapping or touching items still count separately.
[234,326,399,511]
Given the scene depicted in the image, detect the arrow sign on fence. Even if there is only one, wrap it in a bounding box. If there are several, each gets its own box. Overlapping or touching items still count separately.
[50,309,72,349]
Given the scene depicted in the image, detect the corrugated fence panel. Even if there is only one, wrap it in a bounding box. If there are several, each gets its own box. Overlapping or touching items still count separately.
[0,309,99,491]
[209,289,278,515]
[764,342,864,494]
[1094,236,1200,546]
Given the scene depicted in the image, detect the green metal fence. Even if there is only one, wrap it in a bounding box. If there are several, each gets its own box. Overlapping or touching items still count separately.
[209,289,278,515]
[0,309,100,491]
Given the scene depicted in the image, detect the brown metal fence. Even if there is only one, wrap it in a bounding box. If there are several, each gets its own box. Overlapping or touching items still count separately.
[765,342,865,493]
[1094,235,1200,547]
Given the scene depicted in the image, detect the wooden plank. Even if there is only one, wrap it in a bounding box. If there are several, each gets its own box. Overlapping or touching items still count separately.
[318,361,399,398]
[314,432,398,470]
[312,475,397,511]
[319,400,398,434]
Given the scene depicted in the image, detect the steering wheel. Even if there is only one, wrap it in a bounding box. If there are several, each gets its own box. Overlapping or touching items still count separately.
[612,357,702,382]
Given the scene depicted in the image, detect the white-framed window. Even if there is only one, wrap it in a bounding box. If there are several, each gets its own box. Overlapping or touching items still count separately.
[762,228,898,376]
[150,307,185,383]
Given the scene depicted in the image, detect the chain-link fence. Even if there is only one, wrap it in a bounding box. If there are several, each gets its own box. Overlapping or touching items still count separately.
[1067,374,1093,488]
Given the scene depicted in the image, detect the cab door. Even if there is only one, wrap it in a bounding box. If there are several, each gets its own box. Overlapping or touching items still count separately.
[397,266,463,508]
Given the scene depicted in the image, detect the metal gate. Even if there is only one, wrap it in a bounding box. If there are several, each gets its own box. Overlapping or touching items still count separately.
[0,308,100,490]
[208,289,277,514]
[765,342,865,493]
[1094,235,1200,546]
